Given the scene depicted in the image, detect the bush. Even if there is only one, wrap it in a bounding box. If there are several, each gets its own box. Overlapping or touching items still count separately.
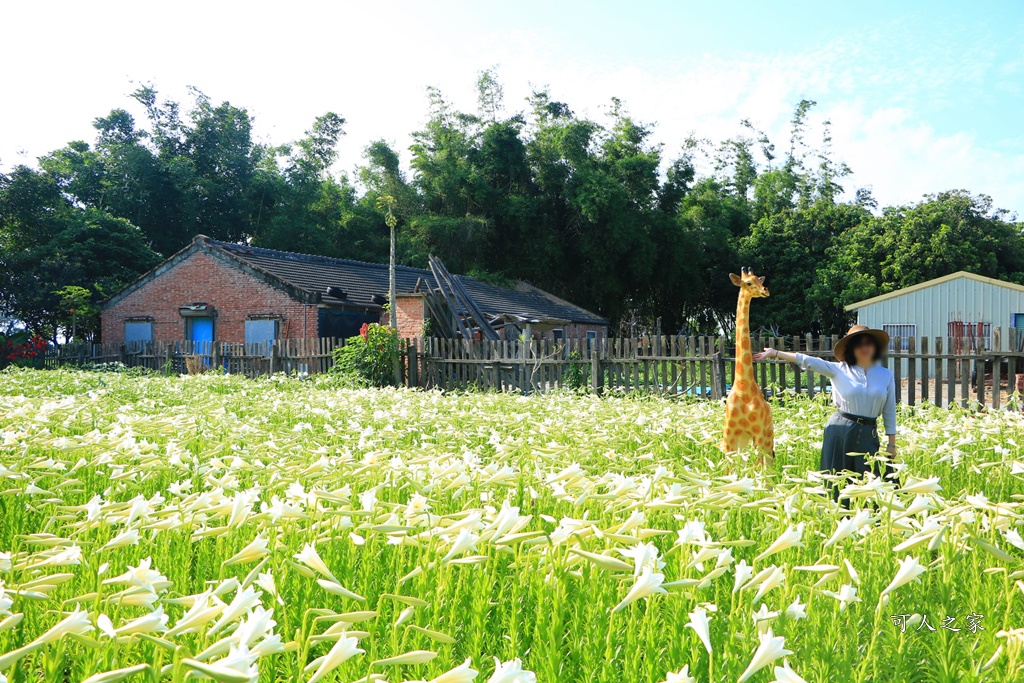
[331,323,399,387]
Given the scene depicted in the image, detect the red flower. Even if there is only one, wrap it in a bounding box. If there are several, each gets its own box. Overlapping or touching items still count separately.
[359,323,370,340]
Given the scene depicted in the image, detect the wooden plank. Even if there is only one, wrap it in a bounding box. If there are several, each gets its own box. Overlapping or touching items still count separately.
[994,327,1003,409]
[907,336,917,406]
[699,337,708,399]
[893,338,902,403]
[919,336,929,404]
[1009,335,1018,401]
[960,341,970,408]
[776,337,786,393]
[933,338,943,407]
[818,335,828,396]
[805,333,815,397]
[946,338,956,409]
[791,335,802,396]
[976,353,986,409]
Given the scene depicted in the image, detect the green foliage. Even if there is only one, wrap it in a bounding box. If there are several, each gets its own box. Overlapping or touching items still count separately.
[2,76,1022,341]
[562,350,589,391]
[330,323,399,387]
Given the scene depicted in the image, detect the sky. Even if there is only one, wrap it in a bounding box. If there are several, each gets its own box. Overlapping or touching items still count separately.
[2,0,1023,215]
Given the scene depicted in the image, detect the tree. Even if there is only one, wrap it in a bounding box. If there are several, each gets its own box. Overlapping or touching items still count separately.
[830,191,1024,306]
[0,164,161,339]
[53,285,94,342]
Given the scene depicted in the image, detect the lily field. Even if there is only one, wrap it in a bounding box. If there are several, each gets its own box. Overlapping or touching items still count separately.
[2,369,1024,683]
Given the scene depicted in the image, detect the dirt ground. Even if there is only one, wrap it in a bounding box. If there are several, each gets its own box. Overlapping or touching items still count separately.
[898,376,1021,410]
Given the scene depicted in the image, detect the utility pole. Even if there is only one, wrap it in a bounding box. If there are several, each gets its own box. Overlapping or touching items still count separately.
[377,195,401,385]
[378,195,399,329]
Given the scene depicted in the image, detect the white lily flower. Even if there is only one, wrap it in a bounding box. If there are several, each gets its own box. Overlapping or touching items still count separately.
[183,644,259,683]
[733,560,753,594]
[738,628,792,683]
[661,665,696,683]
[880,555,927,599]
[685,606,713,654]
[430,658,478,683]
[207,586,260,636]
[618,542,665,576]
[612,568,667,613]
[487,656,536,683]
[116,605,169,635]
[755,524,804,562]
[306,636,363,683]
[823,584,861,612]
[784,597,807,620]
[293,543,338,583]
[751,566,786,603]
[442,528,480,563]
[36,609,94,644]
[771,659,808,683]
[224,536,270,566]
[82,664,150,683]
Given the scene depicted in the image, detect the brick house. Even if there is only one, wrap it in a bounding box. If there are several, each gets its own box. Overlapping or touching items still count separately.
[101,235,608,345]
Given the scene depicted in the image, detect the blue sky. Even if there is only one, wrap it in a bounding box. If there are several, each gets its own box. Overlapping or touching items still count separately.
[2,0,1022,214]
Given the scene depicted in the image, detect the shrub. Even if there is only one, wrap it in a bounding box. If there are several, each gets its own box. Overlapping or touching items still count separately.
[331,323,399,387]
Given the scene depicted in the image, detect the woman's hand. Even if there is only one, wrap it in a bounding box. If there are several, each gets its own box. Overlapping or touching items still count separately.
[752,348,777,362]
[885,435,897,459]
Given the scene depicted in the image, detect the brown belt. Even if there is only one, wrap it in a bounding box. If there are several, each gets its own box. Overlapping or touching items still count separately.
[839,411,877,427]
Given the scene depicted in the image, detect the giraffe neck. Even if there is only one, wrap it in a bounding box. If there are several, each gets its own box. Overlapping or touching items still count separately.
[735,292,754,382]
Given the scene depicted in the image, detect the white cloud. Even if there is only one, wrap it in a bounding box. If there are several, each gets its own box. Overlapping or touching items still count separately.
[1,1,1020,215]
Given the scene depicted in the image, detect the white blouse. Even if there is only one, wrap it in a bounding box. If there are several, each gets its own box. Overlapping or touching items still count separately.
[794,353,898,435]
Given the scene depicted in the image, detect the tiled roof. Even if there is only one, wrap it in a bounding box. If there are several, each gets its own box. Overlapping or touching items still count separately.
[206,238,607,325]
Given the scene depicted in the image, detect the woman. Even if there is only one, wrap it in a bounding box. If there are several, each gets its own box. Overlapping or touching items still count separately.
[753,325,897,485]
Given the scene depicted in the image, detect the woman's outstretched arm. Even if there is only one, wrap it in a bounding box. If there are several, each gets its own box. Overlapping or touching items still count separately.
[752,348,839,378]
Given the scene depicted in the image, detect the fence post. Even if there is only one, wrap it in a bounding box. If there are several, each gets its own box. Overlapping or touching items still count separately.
[976,354,986,409]
[269,342,279,375]
[408,339,419,388]
[718,337,728,398]
[590,347,604,396]
[212,341,222,373]
[907,336,916,406]
[711,339,726,400]
[804,333,815,397]
[164,344,173,375]
[993,327,1002,410]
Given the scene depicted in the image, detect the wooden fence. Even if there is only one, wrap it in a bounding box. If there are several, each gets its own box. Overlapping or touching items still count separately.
[42,329,1024,409]
[44,338,340,377]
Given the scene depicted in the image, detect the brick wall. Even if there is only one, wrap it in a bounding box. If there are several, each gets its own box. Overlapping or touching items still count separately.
[564,323,607,339]
[101,250,318,343]
[378,294,426,339]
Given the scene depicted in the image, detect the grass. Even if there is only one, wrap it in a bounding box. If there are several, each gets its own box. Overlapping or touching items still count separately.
[1,367,1023,683]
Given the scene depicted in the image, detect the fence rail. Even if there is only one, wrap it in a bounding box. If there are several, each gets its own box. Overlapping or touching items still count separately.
[42,328,1024,409]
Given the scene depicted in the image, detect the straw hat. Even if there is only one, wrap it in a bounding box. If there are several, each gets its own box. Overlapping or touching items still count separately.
[833,325,889,361]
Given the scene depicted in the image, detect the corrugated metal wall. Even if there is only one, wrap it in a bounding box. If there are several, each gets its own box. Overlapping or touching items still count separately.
[852,276,1024,373]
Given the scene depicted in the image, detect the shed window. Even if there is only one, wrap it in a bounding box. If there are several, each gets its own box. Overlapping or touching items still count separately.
[245,319,278,352]
[882,324,916,351]
[586,330,598,342]
[124,321,153,344]
[552,329,565,341]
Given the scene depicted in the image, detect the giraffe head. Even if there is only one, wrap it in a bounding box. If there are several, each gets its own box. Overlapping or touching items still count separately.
[729,267,770,298]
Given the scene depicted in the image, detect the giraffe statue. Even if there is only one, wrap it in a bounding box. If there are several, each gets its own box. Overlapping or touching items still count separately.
[722,267,774,462]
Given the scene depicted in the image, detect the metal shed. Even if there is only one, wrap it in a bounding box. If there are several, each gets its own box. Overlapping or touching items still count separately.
[846,271,1024,373]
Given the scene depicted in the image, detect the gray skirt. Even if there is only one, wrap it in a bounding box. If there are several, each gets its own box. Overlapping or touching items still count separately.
[821,411,892,479]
